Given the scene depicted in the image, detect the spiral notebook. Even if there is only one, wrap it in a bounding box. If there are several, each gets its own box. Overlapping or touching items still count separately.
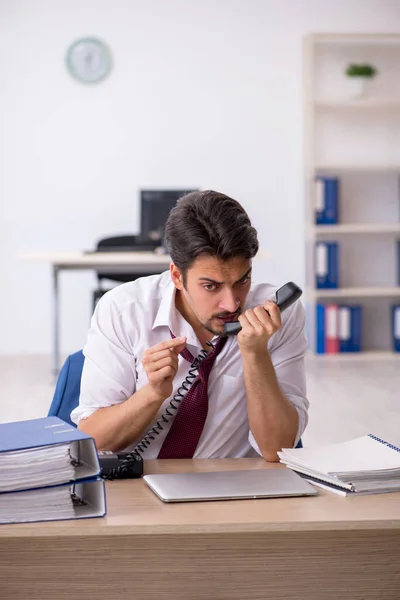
[278,434,400,495]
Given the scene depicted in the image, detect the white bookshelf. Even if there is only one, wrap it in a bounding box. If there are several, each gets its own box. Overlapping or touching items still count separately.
[307,350,400,361]
[314,99,400,109]
[309,223,400,234]
[315,165,400,173]
[304,33,400,357]
[309,287,400,299]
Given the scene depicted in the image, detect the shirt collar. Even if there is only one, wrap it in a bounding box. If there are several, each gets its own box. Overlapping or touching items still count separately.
[152,278,202,353]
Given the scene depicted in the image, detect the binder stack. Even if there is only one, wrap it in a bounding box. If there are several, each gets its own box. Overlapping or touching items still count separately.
[0,416,106,524]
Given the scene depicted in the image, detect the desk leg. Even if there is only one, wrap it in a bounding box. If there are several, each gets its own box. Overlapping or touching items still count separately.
[52,265,60,377]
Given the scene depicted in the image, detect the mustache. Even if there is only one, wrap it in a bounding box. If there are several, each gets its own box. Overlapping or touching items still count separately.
[213,309,242,319]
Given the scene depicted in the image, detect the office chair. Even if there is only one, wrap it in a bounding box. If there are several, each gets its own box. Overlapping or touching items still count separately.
[92,235,159,309]
[48,350,84,427]
[49,350,303,449]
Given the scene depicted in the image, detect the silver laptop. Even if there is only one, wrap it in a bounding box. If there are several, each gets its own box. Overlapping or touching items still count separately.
[143,468,318,503]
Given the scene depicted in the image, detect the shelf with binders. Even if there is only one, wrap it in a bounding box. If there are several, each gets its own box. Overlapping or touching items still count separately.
[310,173,400,283]
[304,33,400,356]
[307,195,400,356]
[311,171,400,229]
[309,296,400,357]
[314,237,399,287]
[309,235,400,355]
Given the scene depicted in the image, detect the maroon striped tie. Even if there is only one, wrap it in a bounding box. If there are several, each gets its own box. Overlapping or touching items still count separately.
[157,334,227,459]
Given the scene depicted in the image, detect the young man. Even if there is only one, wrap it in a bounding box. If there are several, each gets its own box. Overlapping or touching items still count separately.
[72,190,308,461]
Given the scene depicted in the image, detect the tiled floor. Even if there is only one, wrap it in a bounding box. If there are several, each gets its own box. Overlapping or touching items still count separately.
[0,354,399,448]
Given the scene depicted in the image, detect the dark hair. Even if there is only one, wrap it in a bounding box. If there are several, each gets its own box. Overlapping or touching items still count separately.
[164,190,259,282]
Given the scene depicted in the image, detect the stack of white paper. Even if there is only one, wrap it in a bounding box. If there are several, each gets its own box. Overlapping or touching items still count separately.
[0,486,75,523]
[0,445,75,492]
[278,434,400,495]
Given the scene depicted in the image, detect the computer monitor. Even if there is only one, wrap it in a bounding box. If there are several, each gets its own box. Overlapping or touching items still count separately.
[140,190,197,241]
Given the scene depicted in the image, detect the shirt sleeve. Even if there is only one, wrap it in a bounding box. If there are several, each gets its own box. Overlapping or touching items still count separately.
[249,300,309,455]
[70,292,137,425]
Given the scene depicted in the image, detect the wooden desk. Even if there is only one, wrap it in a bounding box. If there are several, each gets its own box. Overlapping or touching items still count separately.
[1,459,400,599]
[21,252,171,374]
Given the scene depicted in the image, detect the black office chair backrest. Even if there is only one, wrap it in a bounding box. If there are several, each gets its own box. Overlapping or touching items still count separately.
[95,235,158,284]
[98,235,139,252]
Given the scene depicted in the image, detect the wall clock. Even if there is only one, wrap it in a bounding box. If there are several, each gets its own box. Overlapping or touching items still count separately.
[66,37,112,84]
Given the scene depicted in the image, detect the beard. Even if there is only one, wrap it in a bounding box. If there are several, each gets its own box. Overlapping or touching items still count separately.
[202,309,241,336]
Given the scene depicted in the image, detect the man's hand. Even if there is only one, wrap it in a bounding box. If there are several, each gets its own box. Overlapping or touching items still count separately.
[142,337,187,402]
[237,300,281,354]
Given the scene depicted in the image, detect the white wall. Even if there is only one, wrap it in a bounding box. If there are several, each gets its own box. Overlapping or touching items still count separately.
[1,0,399,355]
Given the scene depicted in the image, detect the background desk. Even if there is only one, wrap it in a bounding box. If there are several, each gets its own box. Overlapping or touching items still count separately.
[1,459,400,599]
[22,252,171,374]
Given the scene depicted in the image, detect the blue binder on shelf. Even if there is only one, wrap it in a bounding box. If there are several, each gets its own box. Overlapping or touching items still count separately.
[397,241,400,286]
[315,177,339,225]
[392,305,400,352]
[315,242,339,289]
[315,304,326,354]
[338,305,362,352]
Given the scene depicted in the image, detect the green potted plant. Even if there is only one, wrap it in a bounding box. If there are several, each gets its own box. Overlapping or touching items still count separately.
[345,63,378,98]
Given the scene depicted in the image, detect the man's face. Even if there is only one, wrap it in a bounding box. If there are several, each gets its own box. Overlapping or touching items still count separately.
[172,255,252,337]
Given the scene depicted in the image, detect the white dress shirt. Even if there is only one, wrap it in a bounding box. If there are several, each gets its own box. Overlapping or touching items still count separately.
[71,270,309,458]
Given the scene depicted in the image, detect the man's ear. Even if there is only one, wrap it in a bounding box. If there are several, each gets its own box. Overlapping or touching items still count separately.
[170,263,184,290]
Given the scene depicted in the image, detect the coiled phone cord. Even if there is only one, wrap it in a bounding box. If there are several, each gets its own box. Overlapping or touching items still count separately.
[103,339,215,480]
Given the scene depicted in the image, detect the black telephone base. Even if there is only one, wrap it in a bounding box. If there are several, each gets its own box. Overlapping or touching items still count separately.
[98,451,144,479]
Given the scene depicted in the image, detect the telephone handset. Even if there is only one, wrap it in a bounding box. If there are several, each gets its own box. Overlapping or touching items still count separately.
[99,281,302,480]
[223,282,302,336]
